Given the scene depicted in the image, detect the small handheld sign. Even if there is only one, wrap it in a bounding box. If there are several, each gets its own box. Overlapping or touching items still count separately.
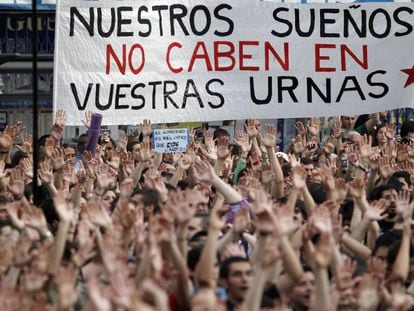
[152,128,189,153]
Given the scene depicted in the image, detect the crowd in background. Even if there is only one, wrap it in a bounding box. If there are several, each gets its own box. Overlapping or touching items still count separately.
[1,110,414,310]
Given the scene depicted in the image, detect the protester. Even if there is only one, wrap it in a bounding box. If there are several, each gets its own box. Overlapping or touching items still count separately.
[1,110,414,310]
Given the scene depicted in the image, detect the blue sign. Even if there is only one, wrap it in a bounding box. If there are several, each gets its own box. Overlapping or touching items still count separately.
[0,0,55,10]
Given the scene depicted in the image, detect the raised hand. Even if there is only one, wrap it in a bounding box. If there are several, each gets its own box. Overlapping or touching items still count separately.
[331,118,342,139]
[6,201,25,230]
[292,135,304,155]
[358,134,374,159]
[53,190,74,222]
[109,149,121,170]
[117,130,128,151]
[43,137,55,158]
[245,119,259,138]
[319,166,335,191]
[167,190,198,225]
[217,136,230,160]
[295,121,307,136]
[364,199,387,221]
[82,111,92,129]
[8,168,25,199]
[234,129,250,155]
[86,201,113,228]
[251,189,276,234]
[24,207,49,235]
[52,147,66,170]
[96,163,116,190]
[385,123,396,140]
[288,153,301,168]
[368,153,381,170]
[16,132,33,155]
[4,122,24,139]
[178,153,192,170]
[138,141,153,162]
[291,165,306,190]
[347,178,366,199]
[261,162,274,185]
[263,124,277,148]
[210,200,227,231]
[304,136,318,157]
[193,158,216,183]
[312,206,332,233]
[63,163,77,186]
[274,203,299,236]
[379,155,395,180]
[50,123,63,142]
[120,151,134,175]
[21,157,33,179]
[55,109,67,128]
[324,135,336,155]
[396,144,409,163]
[307,117,320,137]
[396,190,411,219]
[140,119,152,137]
[249,152,261,173]
[0,132,12,151]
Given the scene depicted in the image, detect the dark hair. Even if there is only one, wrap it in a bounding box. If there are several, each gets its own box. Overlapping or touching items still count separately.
[294,199,308,220]
[387,237,414,266]
[131,188,161,213]
[98,135,116,148]
[372,123,387,146]
[300,157,314,166]
[213,128,230,141]
[38,134,51,147]
[400,120,414,138]
[373,229,402,255]
[354,114,370,130]
[230,144,241,158]
[78,133,88,140]
[276,196,308,220]
[219,256,250,279]
[187,246,203,272]
[177,180,189,191]
[126,141,140,152]
[261,285,280,308]
[390,171,411,187]
[103,189,120,212]
[339,200,354,227]
[306,182,327,204]
[370,184,400,201]
[282,163,291,178]
[190,230,208,245]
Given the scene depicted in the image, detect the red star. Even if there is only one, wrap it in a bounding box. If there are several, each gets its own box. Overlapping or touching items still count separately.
[401,66,414,88]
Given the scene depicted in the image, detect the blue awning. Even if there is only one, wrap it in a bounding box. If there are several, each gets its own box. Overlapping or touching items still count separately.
[0,0,55,10]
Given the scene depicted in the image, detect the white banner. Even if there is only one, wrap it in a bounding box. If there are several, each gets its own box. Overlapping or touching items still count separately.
[54,0,414,125]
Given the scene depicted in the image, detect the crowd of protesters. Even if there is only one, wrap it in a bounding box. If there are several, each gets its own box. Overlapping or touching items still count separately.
[1,110,414,310]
